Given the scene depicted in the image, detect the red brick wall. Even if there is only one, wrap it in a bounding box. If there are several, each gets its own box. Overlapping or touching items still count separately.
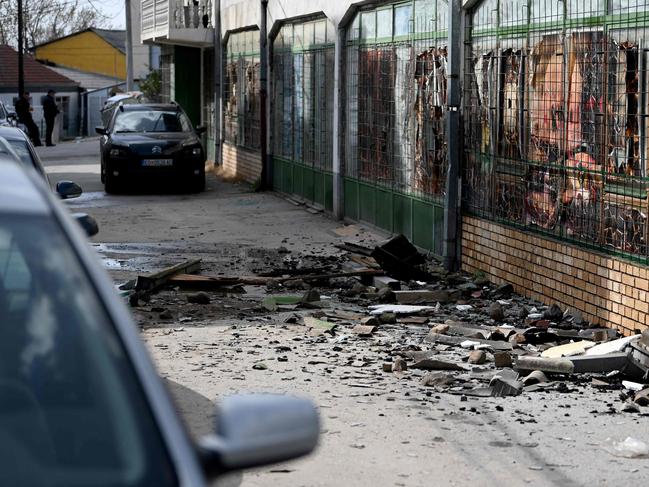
[462,216,649,335]
[221,142,262,183]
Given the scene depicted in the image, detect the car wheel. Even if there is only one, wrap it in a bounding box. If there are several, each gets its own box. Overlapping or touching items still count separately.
[100,161,105,184]
[104,165,120,194]
[189,171,205,193]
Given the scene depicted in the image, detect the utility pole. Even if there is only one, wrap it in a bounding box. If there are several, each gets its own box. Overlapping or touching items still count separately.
[259,0,268,190]
[125,0,134,91]
[17,0,24,97]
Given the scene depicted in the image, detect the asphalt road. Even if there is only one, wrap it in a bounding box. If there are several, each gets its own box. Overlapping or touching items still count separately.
[37,138,104,193]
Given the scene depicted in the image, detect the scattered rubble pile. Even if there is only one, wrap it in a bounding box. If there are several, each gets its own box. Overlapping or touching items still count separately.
[124,234,649,430]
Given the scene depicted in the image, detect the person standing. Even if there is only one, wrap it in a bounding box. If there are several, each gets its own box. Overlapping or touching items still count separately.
[14,92,42,146]
[42,90,60,147]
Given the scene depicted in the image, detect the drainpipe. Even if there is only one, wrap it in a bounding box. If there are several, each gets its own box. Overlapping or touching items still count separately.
[332,26,345,220]
[259,0,269,190]
[443,0,463,272]
[125,0,135,91]
[213,0,222,166]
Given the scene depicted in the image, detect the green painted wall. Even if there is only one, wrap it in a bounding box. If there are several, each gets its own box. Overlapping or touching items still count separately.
[272,157,333,212]
[344,178,444,256]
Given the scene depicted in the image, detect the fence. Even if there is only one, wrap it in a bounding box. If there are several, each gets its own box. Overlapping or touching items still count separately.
[224,29,261,150]
[343,0,449,253]
[271,18,335,209]
[463,0,649,262]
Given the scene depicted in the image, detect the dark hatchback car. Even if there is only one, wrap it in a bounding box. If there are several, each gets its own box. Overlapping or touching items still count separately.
[96,104,207,194]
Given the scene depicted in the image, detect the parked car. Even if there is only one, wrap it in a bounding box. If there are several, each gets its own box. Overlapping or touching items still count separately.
[0,157,319,486]
[0,101,8,124]
[0,128,96,236]
[0,127,83,200]
[0,101,27,132]
[96,103,207,194]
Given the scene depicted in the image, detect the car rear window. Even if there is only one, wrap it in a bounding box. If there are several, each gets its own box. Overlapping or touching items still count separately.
[0,214,178,487]
[113,110,192,133]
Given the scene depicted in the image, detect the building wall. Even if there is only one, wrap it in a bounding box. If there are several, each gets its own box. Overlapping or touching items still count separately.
[34,32,126,80]
[222,142,262,182]
[131,0,159,79]
[216,0,649,332]
[462,216,649,335]
[460,0,649,333]
[0,91,80,140]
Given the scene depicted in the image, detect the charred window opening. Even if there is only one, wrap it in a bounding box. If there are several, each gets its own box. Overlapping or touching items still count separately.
[224,30,261,150]
[464,0,649,260]
[345,0,449,200]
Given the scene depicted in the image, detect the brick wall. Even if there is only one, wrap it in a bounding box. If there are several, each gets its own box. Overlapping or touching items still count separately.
[221,142,262,183]
[462,216,649,336]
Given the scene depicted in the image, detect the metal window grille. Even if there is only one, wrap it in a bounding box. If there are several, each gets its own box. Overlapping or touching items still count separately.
[224,30,261,149]
[271,20,335,172]
[159,47,173,104]
[464,0,649,260]
[344,0,449,200]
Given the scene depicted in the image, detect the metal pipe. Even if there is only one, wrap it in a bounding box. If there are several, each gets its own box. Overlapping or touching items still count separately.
[213,0,222,166]
[332,26,345,220]
[17,0,24,97]
[259,0,269,189]
[125,0,135,91]
[443,0,463,271]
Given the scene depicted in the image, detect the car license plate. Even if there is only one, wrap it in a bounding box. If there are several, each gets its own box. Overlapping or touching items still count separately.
[141,159,173,167]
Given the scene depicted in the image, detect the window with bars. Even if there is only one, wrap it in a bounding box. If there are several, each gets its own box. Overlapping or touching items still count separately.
[344,0,450,200]
[224,29,261,150]
[159,48,173,104]
[463,0,649,259]
[271,19,335,171]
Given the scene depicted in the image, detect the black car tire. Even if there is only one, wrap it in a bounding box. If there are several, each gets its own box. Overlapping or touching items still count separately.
[189,172,206,193]
[104,164,120,194]
[100,161,105,184]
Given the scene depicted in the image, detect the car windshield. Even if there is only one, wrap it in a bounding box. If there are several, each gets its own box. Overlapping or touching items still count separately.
[113,110,192,133]
[0,213,177,487]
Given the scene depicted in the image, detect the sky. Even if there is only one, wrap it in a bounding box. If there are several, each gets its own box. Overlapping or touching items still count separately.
[88,0,126,29]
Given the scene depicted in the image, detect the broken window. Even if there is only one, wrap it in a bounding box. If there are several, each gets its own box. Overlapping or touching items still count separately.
[271,19,334,171]
[345,0,448,200]
[224,30,261,149]
[463,0,649,259]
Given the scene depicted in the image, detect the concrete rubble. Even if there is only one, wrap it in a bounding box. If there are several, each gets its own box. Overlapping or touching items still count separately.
[126,233,649,421]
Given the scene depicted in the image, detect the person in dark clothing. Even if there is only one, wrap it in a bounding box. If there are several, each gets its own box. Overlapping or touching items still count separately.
[42,90,60,147]
[14,92,41,147]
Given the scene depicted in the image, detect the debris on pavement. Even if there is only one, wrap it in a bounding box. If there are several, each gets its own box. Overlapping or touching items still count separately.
[127,230,649,439]
[489,369,523,397]
[541,341,596,358]
[369,304,436,315]
[603,437,649,459]
[371,234,430,281]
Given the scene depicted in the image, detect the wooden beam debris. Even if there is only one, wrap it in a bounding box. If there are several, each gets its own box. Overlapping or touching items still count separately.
[168,268,384,290]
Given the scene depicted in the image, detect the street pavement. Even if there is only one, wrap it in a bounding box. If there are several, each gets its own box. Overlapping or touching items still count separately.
[37,138,103,193]
[38,139,649,487]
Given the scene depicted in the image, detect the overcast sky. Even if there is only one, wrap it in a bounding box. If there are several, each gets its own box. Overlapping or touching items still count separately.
[92,0,126,29]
